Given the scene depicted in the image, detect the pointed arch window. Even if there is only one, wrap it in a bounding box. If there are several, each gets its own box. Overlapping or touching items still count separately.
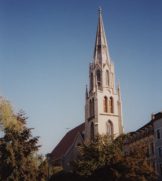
[106,70,109,86]
[92,98,95,116]
[96,70,102,88]
[89,98,95,117]
[103,96,108,112]
[90,122,95,141]
[107,120,113,136]
[109,97,114,113]
[90,73,93,90]
[89,100,92,117]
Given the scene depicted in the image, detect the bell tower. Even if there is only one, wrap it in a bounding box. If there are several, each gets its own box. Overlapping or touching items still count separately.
[85,8,124,141]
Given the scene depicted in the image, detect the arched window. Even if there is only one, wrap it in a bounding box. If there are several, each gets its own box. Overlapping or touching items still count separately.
[107,120,113,136]
[103,96,108,112]
[89,99,95,117]
[92,98,95,116]
[109,97,114,113]
[90,122,95,141]
[106,70,109,86]
[90,73,93,90]
[96,70,101,88]
[89,99,92,117]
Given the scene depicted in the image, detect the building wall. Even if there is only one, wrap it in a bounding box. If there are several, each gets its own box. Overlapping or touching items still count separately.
[154,118,162,179]
[125,113,162,180]
[85,68,123,141]
[97,90,122,137]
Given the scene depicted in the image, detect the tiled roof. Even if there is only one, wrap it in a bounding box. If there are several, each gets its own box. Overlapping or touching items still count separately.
[50,123,85,161]
[125,112,162,144]
[152,112,162,121]
[131,112,162,133]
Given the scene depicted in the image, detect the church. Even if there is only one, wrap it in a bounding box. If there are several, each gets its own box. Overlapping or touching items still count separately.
[49,8,124,171]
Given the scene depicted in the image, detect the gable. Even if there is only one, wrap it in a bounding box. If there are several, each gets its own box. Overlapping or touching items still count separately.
[50,123,85,162]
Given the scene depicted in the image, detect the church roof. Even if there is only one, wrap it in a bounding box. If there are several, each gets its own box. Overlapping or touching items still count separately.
[50,123,85,161]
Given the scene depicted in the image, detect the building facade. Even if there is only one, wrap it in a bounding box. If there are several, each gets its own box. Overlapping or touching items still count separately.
[124,112,162,180]
[154,114,162,179]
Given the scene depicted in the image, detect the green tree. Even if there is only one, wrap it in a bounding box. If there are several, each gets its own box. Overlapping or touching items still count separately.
[0,98,48,181]
[37,156,48,181]
[72,135,157,181]
[0,113,39,180]
[0,97,22,131]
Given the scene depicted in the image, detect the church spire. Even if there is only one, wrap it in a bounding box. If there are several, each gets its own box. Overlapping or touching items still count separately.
[85,8,123,142]
[93,7,111,65]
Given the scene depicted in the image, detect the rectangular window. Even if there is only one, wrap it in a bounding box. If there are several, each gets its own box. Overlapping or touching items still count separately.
[157,129,161,139]
[158,147,162,157]
[160,163,162,175]
[152,161,155,170]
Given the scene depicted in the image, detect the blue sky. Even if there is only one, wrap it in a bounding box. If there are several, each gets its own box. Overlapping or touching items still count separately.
[0,0,162,154]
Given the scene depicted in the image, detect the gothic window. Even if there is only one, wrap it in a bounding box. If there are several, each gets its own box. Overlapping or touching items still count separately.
[158,147,162,157]
[90,122,95,141]
[160,163,162,175]
[103,96,108,112]
[106,70,109,86]
[89,100,92,117]
[92,98,95,116]
[97,45,102,60]
[107,120,113,136]
[89,98,95,117]
[97,44,101,51]
[109,97,114,113]
[90,73,93,90]
[96,70,102,88]
[157,129,161,139]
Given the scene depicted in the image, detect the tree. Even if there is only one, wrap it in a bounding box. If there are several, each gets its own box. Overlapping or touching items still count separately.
[0,97,22,131]
[37,156,48,181]
[0,97,48,181]
[72,135,157,181]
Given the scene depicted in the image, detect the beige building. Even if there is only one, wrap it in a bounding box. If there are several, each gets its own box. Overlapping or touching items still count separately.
[124,112,162,180]
[49,8,123,171]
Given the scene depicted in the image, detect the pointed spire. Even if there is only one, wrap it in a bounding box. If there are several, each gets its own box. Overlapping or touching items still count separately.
[117,81,121,101]
[94,7,111,65]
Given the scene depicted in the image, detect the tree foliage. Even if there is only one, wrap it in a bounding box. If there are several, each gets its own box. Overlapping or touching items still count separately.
[71,135,157,181]
[0,97,22,131]
[0,98,48,181]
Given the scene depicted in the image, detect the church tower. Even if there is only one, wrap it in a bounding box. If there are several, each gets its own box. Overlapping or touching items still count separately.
[85,8,124,141]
